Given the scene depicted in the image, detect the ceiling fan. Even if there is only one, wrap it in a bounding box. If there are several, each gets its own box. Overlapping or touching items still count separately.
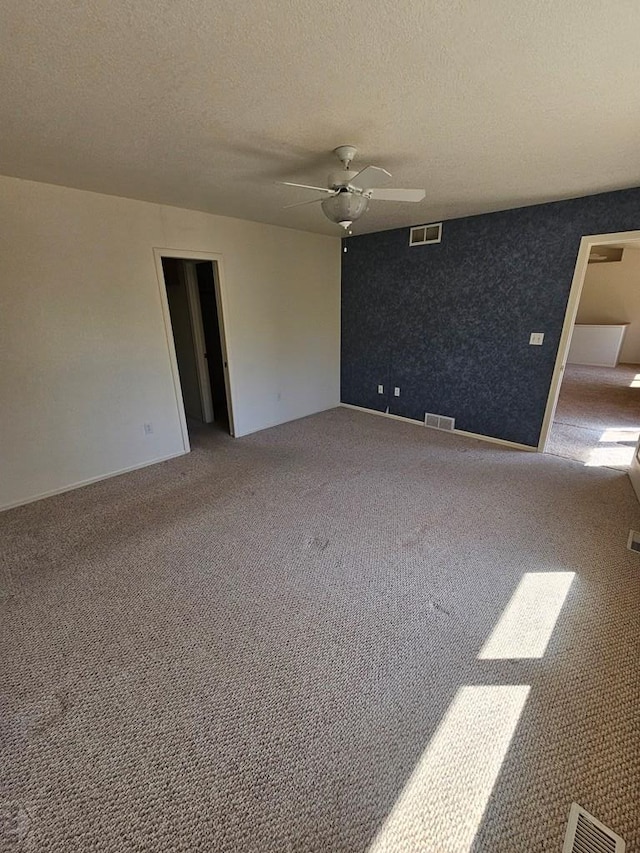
[279,145,426,231]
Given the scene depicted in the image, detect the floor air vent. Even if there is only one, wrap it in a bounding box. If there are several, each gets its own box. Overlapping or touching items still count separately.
[563,803,625,853]
[627,530,640,553]
[424,412,455,431]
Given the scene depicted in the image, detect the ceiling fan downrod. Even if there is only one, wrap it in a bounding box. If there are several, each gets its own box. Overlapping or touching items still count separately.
[333,145,358,170]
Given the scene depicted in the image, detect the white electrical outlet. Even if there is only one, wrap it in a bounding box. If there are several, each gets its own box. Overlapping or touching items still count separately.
[529,332,544,345]
[394,387,400,397]
[143,422,154,435]
[377,384,384,394]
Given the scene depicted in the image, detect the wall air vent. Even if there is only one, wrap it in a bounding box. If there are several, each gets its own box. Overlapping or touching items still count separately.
[409,223,442,246]
[424,412,455,431]
[562,803,625,853]
[588,246,623,264]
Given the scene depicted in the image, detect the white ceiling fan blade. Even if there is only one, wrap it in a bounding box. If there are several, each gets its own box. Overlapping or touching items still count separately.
[283,196,329,209]
[278,181,334,194]
[368,188,426,202]
[349,165,392,189]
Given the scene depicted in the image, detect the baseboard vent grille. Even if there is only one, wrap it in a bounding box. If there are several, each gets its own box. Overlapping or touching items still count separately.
[424,412,455,431]
[563,803,625,853]
[627,530,640,553]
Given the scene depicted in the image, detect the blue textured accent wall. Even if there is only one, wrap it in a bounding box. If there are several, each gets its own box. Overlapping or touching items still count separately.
[341,187,640,447]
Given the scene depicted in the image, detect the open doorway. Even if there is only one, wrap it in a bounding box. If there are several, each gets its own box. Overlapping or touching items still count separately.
[541,233,640,473]
[158,254,234,444]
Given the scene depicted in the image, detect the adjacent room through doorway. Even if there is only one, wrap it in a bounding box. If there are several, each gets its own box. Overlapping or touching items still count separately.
[161,257,232,439]
[546,238,640,468]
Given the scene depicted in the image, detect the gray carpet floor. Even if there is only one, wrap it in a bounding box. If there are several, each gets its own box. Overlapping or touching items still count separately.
[2,408,639,852]
[547,363,640,469]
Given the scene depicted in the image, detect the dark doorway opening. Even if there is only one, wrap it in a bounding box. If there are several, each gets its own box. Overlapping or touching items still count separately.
[161,257,231,437]
[195,262,229,432]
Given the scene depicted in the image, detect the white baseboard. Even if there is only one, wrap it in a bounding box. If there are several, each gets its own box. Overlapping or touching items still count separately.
[453,427,536,452]
[340,403,424,426]
[340,403,537,452]
[0,450,188,513]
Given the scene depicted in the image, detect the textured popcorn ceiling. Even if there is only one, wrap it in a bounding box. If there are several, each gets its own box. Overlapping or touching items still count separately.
[1,0,640,235]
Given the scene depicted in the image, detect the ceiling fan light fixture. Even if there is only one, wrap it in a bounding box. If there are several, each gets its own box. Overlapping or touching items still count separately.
[321,192,369,229]
[280,146,425,231]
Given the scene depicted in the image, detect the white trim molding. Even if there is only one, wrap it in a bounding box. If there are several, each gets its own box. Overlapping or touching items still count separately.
[341,403,424,426]
[0,451,187,513]
[453,428,535,452]
[341,403,535,451]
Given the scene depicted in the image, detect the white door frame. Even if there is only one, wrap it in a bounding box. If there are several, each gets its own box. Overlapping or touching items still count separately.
[538,229,640,453]
[210,260,236,438]
[630,432,640,502]
[153,248,237,451]
[183,262,214,424]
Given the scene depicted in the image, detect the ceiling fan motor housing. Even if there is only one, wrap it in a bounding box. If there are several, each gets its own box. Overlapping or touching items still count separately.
[328,170,360,190]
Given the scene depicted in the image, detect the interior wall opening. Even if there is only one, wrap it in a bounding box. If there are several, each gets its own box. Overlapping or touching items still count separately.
[544,237,640,473]
[161,257,233,440]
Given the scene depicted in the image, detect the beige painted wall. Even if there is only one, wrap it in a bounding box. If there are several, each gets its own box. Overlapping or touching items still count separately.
[0,175,341,510]
[576,247,640,363]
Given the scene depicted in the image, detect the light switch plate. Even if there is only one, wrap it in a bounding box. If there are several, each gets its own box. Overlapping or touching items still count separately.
[529,332,544,345]
[394,387,400,396]
[377,384,384,394]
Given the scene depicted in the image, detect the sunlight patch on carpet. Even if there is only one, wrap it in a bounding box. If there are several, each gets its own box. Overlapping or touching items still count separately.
[584,427,639,468]
[598,428,639,444]
[478,572,574,660]
[584,445,635,468]
[368,685,530,853]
